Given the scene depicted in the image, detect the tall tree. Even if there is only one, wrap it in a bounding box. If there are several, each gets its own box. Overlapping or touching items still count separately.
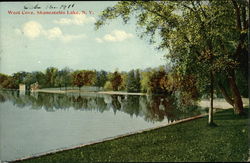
[55,68,72,90]
[126,69,136,92]
[95,70,108,88]
[148,69,169,95]
[82,70,96,87]
[95,0,248,116]
[44,67,58,88]
[110,71,123,91]
[135,69,141,92]
[140,70,153,93]
[72,71,84,91]
[126,69,141,92]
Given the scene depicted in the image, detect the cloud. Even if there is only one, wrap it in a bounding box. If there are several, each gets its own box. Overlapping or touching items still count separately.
[54,14,96,25]
[44,27,62,40]
[17,21,86,42]
[22,21,43,39]
[96,30,133,43]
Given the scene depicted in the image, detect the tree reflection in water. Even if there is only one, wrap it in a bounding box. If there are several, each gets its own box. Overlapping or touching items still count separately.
[0,91,202,123]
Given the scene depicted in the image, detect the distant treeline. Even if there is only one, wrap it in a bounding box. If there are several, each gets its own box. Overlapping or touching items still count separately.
[0,65,247,105]
[0,66,171,94]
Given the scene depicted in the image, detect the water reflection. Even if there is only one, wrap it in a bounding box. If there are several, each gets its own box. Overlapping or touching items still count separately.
[0,90,202,123]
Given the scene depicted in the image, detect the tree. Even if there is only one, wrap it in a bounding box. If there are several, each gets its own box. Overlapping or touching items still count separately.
[33,71,46,88]
[148,69,170,95]
[72,70,96,91]
[72,71,84,90]
[55,68,72,90]
[95,1,248,119]
[62,68,73,90]
[12,71,28,89]
[0,73,15,89]
[126,69,141,92]
[23,72,36,90]
[126,69,136,92]
[110,71,123,91]
[95,70,108,88]
[135,69,141,92]
[55,71,64,90]
[120,72,127,91]
[82,70,96,87]
[44,67,58,88]
[104,81,112,91]
[140,70,153,93]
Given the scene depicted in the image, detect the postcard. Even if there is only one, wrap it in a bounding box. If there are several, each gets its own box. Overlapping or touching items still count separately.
[0,1,249,162]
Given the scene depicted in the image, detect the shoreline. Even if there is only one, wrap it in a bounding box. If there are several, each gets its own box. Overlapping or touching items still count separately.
[2,89,249,109]
[33,89,147,96]
[33,89,249,109]
[9,113,207,163]
[10,108,249,162]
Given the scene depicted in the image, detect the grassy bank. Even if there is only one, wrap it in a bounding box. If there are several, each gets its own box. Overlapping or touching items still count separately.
[13,108,249,162]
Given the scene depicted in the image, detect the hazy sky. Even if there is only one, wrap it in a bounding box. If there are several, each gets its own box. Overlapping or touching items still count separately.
[0,2,166,75]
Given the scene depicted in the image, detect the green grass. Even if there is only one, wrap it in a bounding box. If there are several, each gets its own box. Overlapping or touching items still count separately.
[14,108,249,163]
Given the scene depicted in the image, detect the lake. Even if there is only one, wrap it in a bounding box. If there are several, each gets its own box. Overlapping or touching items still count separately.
[0,90,205,161]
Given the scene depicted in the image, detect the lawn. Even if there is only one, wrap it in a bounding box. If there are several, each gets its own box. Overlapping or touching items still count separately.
[13,108,249,162]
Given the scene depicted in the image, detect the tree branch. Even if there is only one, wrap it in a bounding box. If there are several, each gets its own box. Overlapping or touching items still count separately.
[197,1,208,18]
[140,2,171,22]
[241,6,247,30]
[231,0,242,30]
[182,4,195,13]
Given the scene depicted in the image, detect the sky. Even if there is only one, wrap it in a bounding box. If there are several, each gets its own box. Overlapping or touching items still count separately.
[0,2,166,75]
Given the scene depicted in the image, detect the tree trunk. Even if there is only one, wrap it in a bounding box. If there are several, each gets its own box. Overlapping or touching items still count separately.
[228,71,244,115]
[208,71,215,125]
[218,81,234,106]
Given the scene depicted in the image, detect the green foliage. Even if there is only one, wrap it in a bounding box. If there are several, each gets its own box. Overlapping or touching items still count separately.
[95,70,108,87]
[235,70,248,98]
[134,70,141,92]
[140,71,152,93]
[23,73,36,90]
[12,71,29,88]
[55,68,72,89]
[104,81,112,91]
[44,67,58,88]
[126,69,141,93]
[95,0,248,112]
[33,71,46,88]
[119,72,127,91]
[0,73,15,89]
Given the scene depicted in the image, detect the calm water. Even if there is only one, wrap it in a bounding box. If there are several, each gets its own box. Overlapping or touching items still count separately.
[0,91,205,161]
